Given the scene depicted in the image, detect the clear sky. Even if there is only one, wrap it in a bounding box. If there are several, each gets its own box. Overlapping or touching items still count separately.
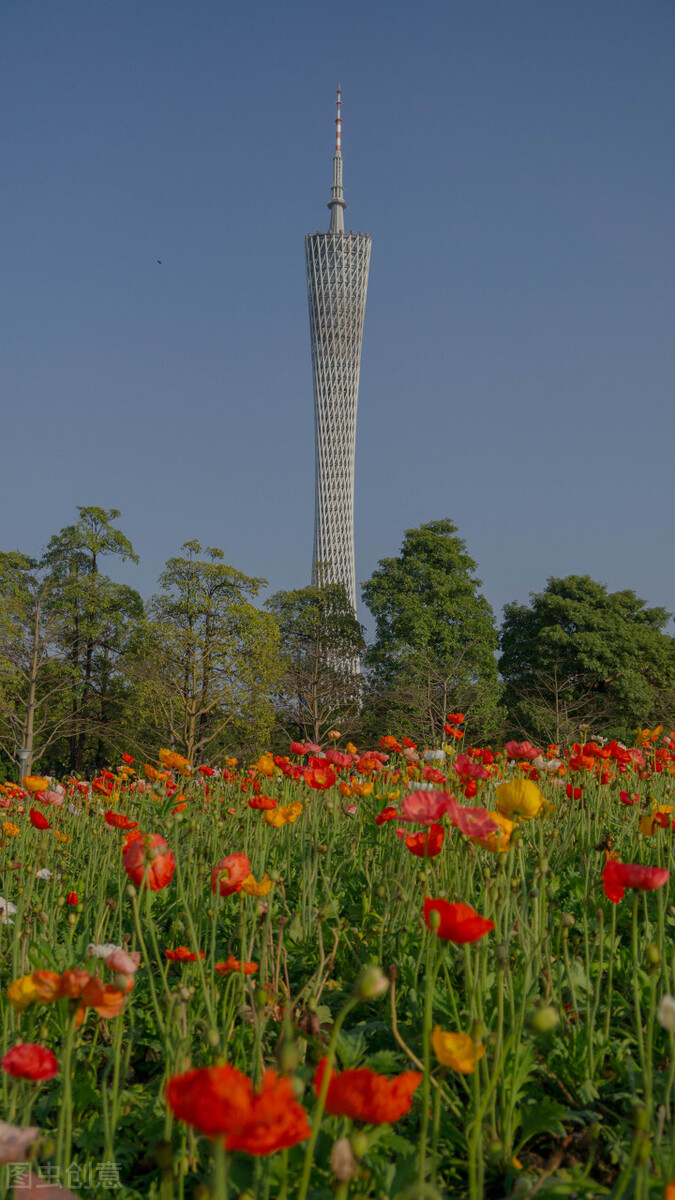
[1,1,673,631]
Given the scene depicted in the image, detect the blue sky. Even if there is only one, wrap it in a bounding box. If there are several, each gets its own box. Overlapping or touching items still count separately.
[1,1,673,631]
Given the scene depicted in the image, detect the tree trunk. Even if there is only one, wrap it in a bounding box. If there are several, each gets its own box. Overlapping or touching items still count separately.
[22,596,41,775]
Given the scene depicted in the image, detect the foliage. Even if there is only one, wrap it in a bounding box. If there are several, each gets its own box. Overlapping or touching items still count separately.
[362,520,504,745]
[500,574,675,743]
[40,506,143,774]
[130,541,282,762]
[266,571,366,745]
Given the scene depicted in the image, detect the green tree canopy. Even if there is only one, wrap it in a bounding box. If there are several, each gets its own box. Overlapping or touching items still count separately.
[499,574,675,744]
[132,542,281,762]
[361,520,503,745]
[266,573,365,745]
[41,506,142,772]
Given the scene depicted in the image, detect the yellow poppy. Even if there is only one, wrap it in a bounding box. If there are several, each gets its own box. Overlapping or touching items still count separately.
[481,811,513,853]
[495,779,544,821]
[21,776,49,794]
[431,1027,485,1073]
[254,754,275,778]
[8,974,39,1013]
[241,873,273,897]
[159,749,191,773]
[345,742,358,755]
[3,822,20,838]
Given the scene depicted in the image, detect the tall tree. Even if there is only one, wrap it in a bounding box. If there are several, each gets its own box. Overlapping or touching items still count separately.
[42,506,141,772]
[266,574,365,745]
[500,575,675,744]
[362,520,503,744]
[0,553,74,774]
[132,542,281,762]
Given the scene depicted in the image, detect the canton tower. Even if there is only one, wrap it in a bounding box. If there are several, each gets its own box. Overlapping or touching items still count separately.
[305,86,371,613]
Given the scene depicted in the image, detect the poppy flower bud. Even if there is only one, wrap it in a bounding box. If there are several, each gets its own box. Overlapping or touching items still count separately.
[657,994,675,1032]
[487,1139,504,1163]
[354,964,388,1002]
[154,1140,173,1170]
[495,945,508,968]
[332,1137,358,1181]
[68,913,77,926]
[645,942,661,968]
[349,1129,369,1161]
[634,1105,648,1131]
[527,1004,559,1034]
[126,884,137,899]
[375,884,386,898]
[427,908,442,932]
[254,987,268,1009]
[529,886,539,899]
[206,1029,220,1048]
[469,1019,483,1043]
[277,1040,300,1074]
[561,912,575,928]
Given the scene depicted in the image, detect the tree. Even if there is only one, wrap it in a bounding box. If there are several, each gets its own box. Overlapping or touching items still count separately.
[41,507,142,772]
[266,573,365,745]
[499,575,675,743]
[132,542,281,762]
[362,520,503,745]
[0,553,74,774]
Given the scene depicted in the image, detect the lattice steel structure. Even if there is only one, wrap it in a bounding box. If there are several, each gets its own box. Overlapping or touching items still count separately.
[306,86,371,613]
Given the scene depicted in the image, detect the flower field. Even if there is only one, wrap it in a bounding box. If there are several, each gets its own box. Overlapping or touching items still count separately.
[3,725,675,1199]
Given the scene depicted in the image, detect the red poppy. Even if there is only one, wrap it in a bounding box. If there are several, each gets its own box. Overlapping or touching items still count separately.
[104,810,139,830]
[166,947,205,962]
[66,892,78,906]
[166,1064,310,1154]
[325,748,353,769]
[92,778,113,797]
[454,754,489,781]
[402,737,417,749]
[422,766,447,784]
[381,736,402,752]
[423,897,494,943]
[314,1058,422,1124]
[122,753,135,765]
[304,765,336,790]
[215,955,258,975]
[249,795,278,810]
[1,1043,59,1081]
[602,859,669,904]
[211,852,251,897]
[446,713,465,724]
[123,833,175,892]
[198,765,215,776]
[122,828,143,853]
[504,740,538,760]
[619,791,638,807]
[29,808,50,830]
[396,823,444,858]
[566,785,582,800]
[375,806,398,825]
[290,741,309,755]
[400,791,451,824]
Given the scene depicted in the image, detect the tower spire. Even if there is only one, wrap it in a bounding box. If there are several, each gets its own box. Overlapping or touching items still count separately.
[328,84,346,233]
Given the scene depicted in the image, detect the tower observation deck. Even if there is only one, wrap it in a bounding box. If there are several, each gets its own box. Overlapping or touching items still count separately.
[305,86,371,613]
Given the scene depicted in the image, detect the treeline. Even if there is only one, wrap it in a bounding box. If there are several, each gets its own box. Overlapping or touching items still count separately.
[1,508,674,777]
